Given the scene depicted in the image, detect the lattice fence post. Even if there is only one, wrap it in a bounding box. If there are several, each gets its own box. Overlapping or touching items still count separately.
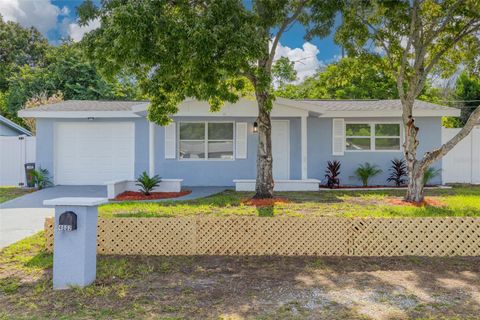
[44,217,54,252]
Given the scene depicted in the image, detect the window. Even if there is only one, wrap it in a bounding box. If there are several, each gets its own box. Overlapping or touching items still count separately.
[179,122,234,159]
[346,123,401,151]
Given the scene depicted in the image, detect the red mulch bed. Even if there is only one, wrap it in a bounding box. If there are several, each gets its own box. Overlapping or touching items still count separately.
[241,197,290,207]
[386,197,446,207]
[115,190,191,201]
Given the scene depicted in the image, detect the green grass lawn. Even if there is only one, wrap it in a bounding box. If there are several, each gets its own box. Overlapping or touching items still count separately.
[0,187,34,204]
[99,185,480,218]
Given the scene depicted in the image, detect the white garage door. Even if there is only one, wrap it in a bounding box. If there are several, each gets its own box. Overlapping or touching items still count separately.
[55,122,135,185]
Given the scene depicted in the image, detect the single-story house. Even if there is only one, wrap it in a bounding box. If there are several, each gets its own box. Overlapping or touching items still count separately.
[18,98,459,188]
[0,115,32,136]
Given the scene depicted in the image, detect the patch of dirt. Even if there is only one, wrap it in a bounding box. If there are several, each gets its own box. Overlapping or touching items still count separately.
[115,190,191,201]
[386,197,447,207]
[241,197,290,207]
[2,256,480,319]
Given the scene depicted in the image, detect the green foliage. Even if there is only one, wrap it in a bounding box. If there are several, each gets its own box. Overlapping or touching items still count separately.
[276,55,445,101]
[99,186,480,219]
[0,16,49,92]
[423,167,442,185]
[354,162,382,187]
[455,71,480,125]
[5,44,140,116]
[0,187,34,204]
[77,0,340,125]
[0,16,141,126]
[277,55,398,99]
[31,168,53,190]
[337,1,480,80]
[442,116,462,128]
[136,171,162,196]
[272,57,297,88]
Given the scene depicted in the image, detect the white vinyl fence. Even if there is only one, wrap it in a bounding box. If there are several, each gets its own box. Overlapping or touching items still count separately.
[0,136,36,187]
[442,127,480,184]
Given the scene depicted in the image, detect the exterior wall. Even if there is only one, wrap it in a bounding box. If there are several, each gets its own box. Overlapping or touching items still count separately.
[154,116,301,186]
[0,122,22,136]
[36,118,149,183]
[307,117,443,186]
[35,115,443,187]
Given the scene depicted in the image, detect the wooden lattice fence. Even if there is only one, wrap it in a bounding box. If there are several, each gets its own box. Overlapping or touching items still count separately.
[44,217,480,256]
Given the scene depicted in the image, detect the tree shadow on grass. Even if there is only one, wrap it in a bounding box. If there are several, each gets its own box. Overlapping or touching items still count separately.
[256,205,274,217]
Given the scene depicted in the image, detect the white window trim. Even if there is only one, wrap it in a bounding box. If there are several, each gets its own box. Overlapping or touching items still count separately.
[178,121,236,161]
[345,121,403,152]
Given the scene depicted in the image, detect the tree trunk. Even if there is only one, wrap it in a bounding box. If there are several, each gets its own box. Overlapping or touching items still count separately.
[403,104,480,202]
[402,97,424,203]
[254,92,274,199]
[405,165,425,202]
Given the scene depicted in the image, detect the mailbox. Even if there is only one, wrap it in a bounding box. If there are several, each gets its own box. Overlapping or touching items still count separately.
[58,211,77,231]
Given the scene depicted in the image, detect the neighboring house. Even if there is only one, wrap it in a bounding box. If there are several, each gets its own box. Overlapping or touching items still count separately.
[0,115,34,187]
[0,115,32,136]
[18,98,459,187]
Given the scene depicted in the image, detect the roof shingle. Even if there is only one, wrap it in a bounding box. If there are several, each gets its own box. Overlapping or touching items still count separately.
[299,99,454,112]
[25,100,148,112]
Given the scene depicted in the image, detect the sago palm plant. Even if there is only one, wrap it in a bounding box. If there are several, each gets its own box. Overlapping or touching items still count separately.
[136,171,162,195]
[355,162,382,187]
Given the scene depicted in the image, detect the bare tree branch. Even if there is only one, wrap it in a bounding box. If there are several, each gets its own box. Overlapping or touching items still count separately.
[421,105,480,167]
[267,1,306,71]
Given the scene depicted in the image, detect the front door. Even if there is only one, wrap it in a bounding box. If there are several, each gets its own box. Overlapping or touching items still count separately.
[271,120,290,180]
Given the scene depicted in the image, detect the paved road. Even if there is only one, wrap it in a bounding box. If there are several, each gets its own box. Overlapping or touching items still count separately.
[0,186,227,248]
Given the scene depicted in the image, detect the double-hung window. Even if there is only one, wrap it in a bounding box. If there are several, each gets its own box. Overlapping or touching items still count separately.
[346,122,401,151]
[179,122,234,159]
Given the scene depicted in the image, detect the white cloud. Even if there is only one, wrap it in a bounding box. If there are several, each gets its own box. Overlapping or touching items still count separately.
[0,0,96,42]
[68,18,100,42]
[273,42,324,84]
[0,0,61,34]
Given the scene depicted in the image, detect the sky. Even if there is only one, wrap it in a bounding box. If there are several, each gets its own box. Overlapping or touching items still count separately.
[0,0,343,82]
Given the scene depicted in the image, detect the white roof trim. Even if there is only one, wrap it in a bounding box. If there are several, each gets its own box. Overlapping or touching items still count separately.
[18,110,141,118]
[0,115,32,136]
[133,98,309,117]
[318,109,460,118]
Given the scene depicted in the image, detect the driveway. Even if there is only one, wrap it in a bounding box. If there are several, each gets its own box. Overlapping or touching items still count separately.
[0,186,106,249]
[0,186,227,249]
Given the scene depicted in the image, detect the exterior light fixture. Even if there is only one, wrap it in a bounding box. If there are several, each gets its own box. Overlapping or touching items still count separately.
[87,117,94,121]
[253,121,258,133]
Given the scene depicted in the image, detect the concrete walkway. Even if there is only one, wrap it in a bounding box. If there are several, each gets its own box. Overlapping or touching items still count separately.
[0,185,227,248]
[0,186,106,249]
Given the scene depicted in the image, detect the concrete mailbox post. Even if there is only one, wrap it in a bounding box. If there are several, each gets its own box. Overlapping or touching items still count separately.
[43,197,108,290]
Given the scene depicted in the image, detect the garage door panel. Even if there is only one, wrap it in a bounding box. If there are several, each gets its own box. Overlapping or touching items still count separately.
[55,122,135,185]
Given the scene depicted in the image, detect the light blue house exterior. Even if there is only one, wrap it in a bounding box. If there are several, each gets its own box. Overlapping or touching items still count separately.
[0,115,32,136]
[20,98,459,187]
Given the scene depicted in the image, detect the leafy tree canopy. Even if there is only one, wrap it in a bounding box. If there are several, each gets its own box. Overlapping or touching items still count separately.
[3,43,141,124]
[455,71,480,125]
[276,55,442,102]
[0,15,49,91]
[78,0,340,125]
[277,55,397,99]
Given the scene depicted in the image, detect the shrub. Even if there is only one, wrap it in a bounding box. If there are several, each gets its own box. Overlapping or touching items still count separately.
[136,171,162,195]
[386,158,407,186]
[31,168,53,189]
[354,162,382,187]
[324,160,341,188]
[423,167,441,185]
